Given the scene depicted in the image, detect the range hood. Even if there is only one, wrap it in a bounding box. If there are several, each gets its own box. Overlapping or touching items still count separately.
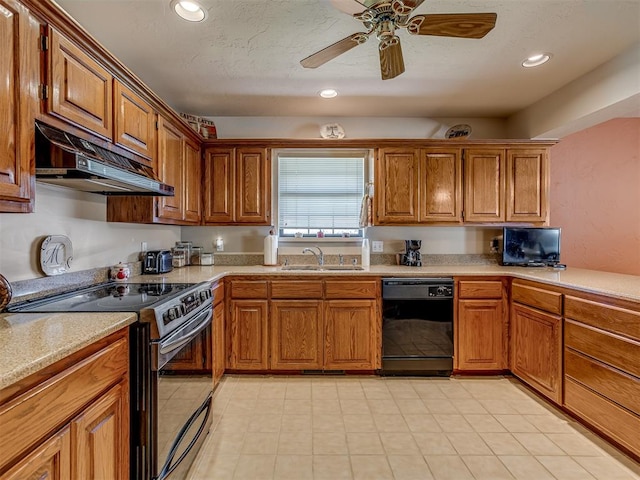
[35,122,174,196]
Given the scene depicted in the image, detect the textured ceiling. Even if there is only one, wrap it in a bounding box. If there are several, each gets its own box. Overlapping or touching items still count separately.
[56,0,640,118]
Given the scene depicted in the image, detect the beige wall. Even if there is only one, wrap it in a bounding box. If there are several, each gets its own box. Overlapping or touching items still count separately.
[550,118,640,275]
[0,184,181,282]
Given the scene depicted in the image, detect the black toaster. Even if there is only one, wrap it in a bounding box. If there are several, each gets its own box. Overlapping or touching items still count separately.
[142,250,173,274]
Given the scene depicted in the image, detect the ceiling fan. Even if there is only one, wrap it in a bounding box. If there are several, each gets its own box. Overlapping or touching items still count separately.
[300,0,497,80]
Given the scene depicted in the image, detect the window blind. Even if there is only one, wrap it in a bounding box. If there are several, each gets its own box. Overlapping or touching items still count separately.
[278,154,365,236]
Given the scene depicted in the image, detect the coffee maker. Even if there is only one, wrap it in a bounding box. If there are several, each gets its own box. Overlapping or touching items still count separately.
[401,240,422,266]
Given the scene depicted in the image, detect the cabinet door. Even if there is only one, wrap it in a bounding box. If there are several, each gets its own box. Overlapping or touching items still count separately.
[0,426,71,480]
[163,326,211,372]
[324,300,377,370]
[203,147,235,223]
[457,299,506,370]
[236,148,270,224]
[47,27,113,139]
[511,303,562,403]
[114,80,156,163]
[506,148,548,223]
[420,148,462,223]
[464,149,505,222]
[213,301,225,388]
[375,148,419,224]
[156,117,184,221]
[71,381,129,480]
[229,300,269,370]
[183,137,202,224]
[270,300,323,370]
[0,0,38,213]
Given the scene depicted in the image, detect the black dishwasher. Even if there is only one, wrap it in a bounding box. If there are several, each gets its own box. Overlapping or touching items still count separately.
[381,278,454,376]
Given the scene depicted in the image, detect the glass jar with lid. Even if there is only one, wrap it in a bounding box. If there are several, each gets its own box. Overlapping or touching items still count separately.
[190,246,204,265]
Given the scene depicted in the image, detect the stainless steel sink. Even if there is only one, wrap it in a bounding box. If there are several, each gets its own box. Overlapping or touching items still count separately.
[281,265,322,271]
[322,265,364,271]
[281,265,364,271]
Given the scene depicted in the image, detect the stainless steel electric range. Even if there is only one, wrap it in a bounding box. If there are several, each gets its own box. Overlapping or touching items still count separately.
[8,281,214,480]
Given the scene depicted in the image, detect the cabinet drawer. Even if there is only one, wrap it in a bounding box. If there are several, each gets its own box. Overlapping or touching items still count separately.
[458,281,502,299]
[230,281,268,298]
[565,348,639,415]
[271,281,323,299]
[565,296,640,341]
[0,334,128,469]
[512,282,562,315]
[565,377,640,458]
[325,280,377,299]
[565,319,640,377]
[211,281,224,306]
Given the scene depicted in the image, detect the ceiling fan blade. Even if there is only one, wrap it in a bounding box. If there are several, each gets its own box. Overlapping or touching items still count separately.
[407,13,497,39]
[379,36,405,80]
[301,33,368,68]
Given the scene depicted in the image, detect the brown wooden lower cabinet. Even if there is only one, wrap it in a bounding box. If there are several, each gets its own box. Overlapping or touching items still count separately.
[455,279,507,371]
[270,300,323,370]
[510,302,562,404]
[228,299,269,370]
[324,300,377,370]
[0,329,129,479]
[0,426,71,480]
[457,299,506,370]
[71,381,129,480]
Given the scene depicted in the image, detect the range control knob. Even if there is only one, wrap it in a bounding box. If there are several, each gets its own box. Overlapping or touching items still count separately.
[167,305,183,320]
[199,290,211,301]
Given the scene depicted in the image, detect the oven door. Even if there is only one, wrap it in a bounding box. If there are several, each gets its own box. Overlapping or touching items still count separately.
[153,306,213,480]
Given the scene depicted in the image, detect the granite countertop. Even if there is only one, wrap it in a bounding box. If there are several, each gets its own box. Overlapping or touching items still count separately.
[0,312,136,391]
[135,264,640,303]
[1,264,638,392]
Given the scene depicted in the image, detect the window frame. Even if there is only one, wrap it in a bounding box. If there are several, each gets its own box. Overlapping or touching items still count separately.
[274,148,372,241]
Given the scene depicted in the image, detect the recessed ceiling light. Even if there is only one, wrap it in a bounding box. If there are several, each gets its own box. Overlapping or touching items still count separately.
[170,0,207,22]
[319,89,338,98]
[522,53,552,68]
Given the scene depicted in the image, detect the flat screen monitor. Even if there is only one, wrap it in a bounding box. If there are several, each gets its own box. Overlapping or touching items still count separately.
[502,227,561,266]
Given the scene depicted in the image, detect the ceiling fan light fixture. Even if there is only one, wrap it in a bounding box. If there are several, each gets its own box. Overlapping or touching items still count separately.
[171,0,207,22]
[319,89,338,98]
[522,53,551,68]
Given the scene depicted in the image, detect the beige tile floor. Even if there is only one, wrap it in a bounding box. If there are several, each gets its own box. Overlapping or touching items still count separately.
[188,375,640,480]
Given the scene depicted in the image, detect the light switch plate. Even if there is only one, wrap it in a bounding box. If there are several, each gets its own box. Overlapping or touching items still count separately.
[372,241,383,252]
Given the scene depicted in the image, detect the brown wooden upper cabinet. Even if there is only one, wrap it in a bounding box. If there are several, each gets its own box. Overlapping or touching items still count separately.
[375,147,462,224]
[506,149,549,223]
[46,27,113,140]
[375,148,420,223]
[203,146,271,225]
[107,115,201,225]
[0,0,39,213]
[464,147,548,224]
[420,148,463,223]
[113,80,156,164]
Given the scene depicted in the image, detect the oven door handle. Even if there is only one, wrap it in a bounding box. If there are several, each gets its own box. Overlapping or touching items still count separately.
[159,308,212,355]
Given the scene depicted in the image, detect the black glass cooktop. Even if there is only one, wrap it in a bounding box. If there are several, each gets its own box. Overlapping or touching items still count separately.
[8,283,196,313]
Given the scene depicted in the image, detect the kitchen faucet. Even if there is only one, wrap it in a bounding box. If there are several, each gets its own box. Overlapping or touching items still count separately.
[302,245,324,266]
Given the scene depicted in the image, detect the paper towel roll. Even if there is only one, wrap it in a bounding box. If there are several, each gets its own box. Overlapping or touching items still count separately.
[264,234,278,265]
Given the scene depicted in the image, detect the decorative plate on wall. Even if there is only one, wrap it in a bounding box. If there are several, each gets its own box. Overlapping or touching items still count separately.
[40,235,73,276]
[320,123,346,139]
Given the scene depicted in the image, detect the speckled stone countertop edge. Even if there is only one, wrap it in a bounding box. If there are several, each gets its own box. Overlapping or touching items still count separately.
[0,312,137,391]
[135,264,640,303]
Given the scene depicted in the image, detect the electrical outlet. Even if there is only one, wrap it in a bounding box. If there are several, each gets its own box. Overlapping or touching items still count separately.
[215,237,224,252]
[141,241,147,252]
[372,241,384,252]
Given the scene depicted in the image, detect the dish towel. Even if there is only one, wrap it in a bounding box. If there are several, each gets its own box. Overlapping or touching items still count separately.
[359,183,373,227]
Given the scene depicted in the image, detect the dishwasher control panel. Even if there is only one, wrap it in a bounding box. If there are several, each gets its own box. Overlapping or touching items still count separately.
[382,278,454,300]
